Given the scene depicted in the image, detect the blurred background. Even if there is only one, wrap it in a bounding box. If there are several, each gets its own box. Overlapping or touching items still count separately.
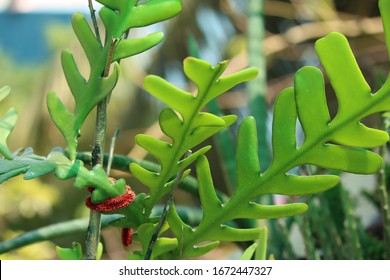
[0,0,389,259]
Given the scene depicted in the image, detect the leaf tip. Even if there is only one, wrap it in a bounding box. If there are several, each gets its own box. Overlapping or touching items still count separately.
[246,67,260,79]
[240,116,256,130]
[0,85,11,101]
[315,31,347,51]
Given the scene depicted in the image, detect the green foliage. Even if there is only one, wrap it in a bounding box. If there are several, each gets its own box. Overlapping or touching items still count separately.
[0,0,184,200]
[46,12,120,160]
[1,0,390,260]
[56,242,84,260]
[128,223,178,260]
[240,243,259,260]
[255,227,268,260]
[97,0,181,39]
[154,7,390,257]
[273,183,387,260]
[128,57,258,220]
[0,148,61,183]
[55,161,128,203]
[315,33,390,149]
[0,86,17,160]
[0,0,186,260]
[0,146,127,203]
[47,0,182,160]
[56,242,103,260]
[167,124,310,258]
[240,227,267,260]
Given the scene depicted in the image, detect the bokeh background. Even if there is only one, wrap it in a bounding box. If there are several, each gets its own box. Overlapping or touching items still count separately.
[0,0,389,259]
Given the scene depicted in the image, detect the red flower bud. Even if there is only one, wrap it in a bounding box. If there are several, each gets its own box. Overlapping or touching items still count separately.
[122,228,133,246]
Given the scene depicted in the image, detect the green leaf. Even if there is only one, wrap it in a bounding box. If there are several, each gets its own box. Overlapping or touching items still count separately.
[56,242,83,260]
[255,227,268,260]
[0,85,11,102]
[129,222,178,260]
[0,148,63,183]
[294,66,383,172]
[167,155,261,258]
[0,146,126,204]
[240,243,258,260]
[72,163,127,203]
[97,0,182,38]
[56,242,103,260]
[240,227,268,260]
[380,0,390,59]
[118,0,390,260]
[151,238,178,259]
[130,57,257,220]
[166,28,390,256]
[61,50,87,101]
[47,56,120,160]
[72,12,102,70]
[0,86,17,160]
[109,193,147,228]
[46,91,77,158]
[97,242,104,260]
[167,202,220,258]
[112,32,164,62]
[48,0,179,160]
[0,108,17,160]
[54,156,128,203]
[313,33,390,147]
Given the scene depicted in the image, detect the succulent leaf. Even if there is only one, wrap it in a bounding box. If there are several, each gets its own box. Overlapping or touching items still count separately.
[129,57,258,218]
[97,0,182,38]
[0,147,126,204]
[165,3,390,256]
[47,0,181,160]
[56,242,84,260]
[0,86,17,160]
[112,32,164,62]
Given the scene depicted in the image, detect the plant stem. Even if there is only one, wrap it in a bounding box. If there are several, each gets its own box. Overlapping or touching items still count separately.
[341,189,363,260]
[144,150,192,260]
[84,102,107,260]
[379,116,390,258]
[0,206,211,255]
[0,215,122,255]
[296,213,318,260]
[84,38,117,260]
[88,0,101,44]
[255,227,268,260]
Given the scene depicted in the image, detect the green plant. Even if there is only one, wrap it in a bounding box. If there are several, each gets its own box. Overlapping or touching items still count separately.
[0,0,390,260]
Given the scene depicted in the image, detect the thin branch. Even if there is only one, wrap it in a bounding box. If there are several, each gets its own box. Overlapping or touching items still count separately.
[0,215,122,254]
[84,36,118,260]
[144,150,192,260]
[88,0,102,44]
[379,114,390,258]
